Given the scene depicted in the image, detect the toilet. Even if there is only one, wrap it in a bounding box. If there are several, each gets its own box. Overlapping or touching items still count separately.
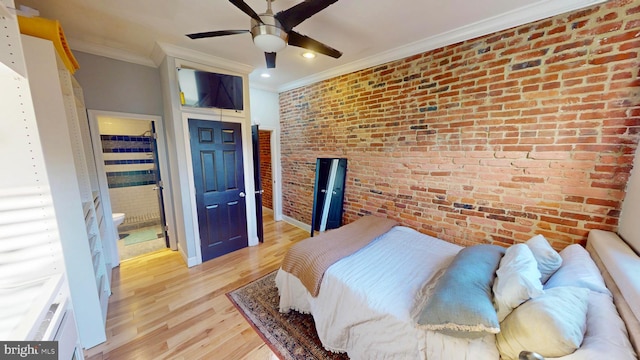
[112,213,125,238]
[112,213,125,227]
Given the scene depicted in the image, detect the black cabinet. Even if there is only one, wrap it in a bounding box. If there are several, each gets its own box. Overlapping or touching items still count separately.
[310,158,347,237]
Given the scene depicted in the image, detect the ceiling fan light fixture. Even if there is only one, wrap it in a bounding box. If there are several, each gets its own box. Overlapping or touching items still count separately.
[302,51,316,59]
[253,33,287,52]
[251,14,288,53]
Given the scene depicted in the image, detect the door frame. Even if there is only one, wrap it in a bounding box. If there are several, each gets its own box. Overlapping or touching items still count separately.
[87,110,177,266]
[181,111,258,264]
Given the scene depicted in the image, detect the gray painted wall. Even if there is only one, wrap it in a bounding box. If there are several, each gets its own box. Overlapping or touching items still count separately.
[73,52,164,116]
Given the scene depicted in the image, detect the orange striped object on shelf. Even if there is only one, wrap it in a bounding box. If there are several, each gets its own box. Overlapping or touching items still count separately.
[18,15,80,73]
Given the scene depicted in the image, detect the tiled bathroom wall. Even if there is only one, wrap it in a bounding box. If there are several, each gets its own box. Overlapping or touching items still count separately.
[108,185,159,230]
[101,135,156,188]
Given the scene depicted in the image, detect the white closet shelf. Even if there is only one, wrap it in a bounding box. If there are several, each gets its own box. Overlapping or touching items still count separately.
[1,274,64,340]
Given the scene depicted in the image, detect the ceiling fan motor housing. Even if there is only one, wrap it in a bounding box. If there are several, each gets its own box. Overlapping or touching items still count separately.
[251,14,288,53]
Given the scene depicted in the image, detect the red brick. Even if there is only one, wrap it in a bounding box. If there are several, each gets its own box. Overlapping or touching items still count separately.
[589,52,637,65]
[279,1,638,248]
[578,21,624,36]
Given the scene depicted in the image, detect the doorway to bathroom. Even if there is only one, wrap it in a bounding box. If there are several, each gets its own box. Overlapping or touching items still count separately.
[88,111,173,263]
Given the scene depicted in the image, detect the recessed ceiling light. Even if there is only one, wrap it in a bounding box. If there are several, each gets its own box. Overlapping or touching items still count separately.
[260,72,271,78]
[302,51,316,59]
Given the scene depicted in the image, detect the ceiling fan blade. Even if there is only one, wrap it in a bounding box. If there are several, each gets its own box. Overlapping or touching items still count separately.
[229,0,263,24]
[186,30,249,39]
[275,0,339,31]
[288,31,342,59]
[265,52,276,69]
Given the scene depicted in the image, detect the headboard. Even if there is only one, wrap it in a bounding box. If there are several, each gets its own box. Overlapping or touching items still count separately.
[618,143,640,255]
[587,229,640,354]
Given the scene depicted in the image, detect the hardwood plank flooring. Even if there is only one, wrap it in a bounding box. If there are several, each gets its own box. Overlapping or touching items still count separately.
[85,211,309,360]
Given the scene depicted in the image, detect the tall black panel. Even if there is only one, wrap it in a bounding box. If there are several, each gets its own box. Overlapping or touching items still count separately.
[310,158,347,237]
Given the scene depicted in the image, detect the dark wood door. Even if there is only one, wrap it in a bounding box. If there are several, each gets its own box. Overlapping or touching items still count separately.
[251,125,264,243]
[189,119,248,261]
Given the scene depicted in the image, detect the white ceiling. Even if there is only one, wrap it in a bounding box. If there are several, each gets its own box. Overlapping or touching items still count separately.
[15,0,603,92]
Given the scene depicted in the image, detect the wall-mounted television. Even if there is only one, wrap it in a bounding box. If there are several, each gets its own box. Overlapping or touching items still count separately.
[177,68,244,111]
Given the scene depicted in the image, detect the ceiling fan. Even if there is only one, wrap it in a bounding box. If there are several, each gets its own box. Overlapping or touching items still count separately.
[186,0,343,69]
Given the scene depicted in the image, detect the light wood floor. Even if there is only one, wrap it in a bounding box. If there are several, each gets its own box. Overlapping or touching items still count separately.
[85,211,309,360]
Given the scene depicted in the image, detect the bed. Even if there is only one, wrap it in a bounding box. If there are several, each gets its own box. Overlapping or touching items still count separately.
[275,216,639,360]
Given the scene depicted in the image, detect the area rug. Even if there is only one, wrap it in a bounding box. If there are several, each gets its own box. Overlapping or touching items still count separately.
[122,227,163,246]
[227,271,350,360]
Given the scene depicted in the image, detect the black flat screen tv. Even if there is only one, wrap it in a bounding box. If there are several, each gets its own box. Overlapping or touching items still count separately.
[177,68,244,110]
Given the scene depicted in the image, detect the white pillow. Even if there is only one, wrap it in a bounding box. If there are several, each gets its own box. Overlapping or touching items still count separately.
[544,244,611,296]
[571,291,637,360]
[526,234,562,283]
[493,244,544,322]
[496,287,589,360]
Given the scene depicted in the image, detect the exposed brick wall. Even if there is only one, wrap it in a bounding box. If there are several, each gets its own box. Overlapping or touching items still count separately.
[259,130,273,209]
[279,0,640,249]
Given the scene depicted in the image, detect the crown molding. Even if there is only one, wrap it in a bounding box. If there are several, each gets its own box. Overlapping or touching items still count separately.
[152,42,254,75]
[249,81,278,93]
[277,0,605,92]
[66,38,256,76]
[68,37,157,67]
[150,42,166,67]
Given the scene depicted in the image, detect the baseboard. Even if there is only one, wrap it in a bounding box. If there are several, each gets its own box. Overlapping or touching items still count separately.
[178,244,200,267]
[282,215,311,233]
[186,255,199,267]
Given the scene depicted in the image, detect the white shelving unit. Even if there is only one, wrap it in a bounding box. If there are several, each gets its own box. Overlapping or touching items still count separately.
[56,48,112,320]
[4,15,111,350]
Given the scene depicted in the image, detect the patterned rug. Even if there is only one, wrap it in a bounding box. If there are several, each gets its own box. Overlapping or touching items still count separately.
[227,271,350,360]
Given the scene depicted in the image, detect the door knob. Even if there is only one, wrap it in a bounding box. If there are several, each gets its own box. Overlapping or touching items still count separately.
[239,192,246,198]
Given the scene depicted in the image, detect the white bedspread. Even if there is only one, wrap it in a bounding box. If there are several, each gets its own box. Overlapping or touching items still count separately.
[276,226,499,359]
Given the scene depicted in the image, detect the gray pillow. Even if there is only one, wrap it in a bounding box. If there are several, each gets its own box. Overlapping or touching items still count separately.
[417,244,505,338]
